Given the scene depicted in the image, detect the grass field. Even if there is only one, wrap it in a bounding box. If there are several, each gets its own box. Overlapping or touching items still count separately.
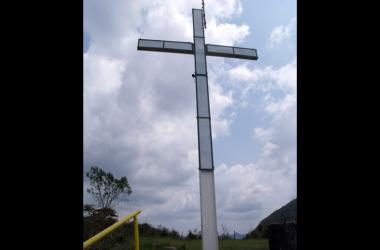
[136,237,269,250]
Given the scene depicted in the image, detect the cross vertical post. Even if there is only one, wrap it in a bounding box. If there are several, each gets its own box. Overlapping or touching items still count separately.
[192,8,219,250]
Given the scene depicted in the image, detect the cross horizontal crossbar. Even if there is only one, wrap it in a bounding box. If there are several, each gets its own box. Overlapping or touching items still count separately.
[206,44,258,60]
[137,38,258,60]
[138,39,194,55]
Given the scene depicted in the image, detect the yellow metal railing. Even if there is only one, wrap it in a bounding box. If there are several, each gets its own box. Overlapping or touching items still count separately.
[83,209,141,250]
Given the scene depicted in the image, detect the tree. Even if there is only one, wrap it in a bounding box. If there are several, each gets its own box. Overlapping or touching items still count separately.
[185,230,197,240]
[84,167,133,249]
[86,166,132,209]
[220,224,231,240]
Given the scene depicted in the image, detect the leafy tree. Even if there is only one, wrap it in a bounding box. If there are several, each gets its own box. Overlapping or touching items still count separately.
[84,166,133,250]
[86,166,132,209]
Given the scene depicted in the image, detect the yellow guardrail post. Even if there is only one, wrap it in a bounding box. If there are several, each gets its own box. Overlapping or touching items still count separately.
[134,215,140,250]
[83,209,141,249]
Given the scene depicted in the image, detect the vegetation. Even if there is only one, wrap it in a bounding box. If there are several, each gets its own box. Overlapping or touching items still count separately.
[138,237,268,250]
[219,224,231,240]
[86,166,132,209]
[83,205,128,250]
[245,198,297,239]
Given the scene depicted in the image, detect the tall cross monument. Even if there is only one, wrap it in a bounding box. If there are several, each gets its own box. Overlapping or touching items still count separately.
[137,3,258,250]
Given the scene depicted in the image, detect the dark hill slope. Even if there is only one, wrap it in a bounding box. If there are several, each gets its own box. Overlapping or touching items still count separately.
[245,198,297,239]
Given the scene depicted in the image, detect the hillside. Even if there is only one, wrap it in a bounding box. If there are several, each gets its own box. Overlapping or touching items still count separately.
[260,198,297,226]
[245,198,297,239]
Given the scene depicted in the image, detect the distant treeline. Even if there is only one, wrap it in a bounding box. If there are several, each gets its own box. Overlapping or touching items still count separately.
[140,223,182,239]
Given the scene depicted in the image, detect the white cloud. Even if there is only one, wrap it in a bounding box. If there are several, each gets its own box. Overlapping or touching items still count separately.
[222,57,297,231]
[209,77,234,137]
[206,0,244,20]
[206,22,250,46]
[83,53,125,97]
[268,18,296,49]
[254,127,275,143]
[228,64,257,82]
[214,161,295,233]
[228,57,297,95]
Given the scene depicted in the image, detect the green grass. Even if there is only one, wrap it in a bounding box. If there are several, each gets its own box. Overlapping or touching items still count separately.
[136,237,269,250]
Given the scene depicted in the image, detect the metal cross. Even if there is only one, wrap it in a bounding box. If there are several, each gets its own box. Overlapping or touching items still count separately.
[137,8,258,250]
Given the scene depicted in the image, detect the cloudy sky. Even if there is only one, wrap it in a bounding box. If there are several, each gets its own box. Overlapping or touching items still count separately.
[84,0,296,235]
